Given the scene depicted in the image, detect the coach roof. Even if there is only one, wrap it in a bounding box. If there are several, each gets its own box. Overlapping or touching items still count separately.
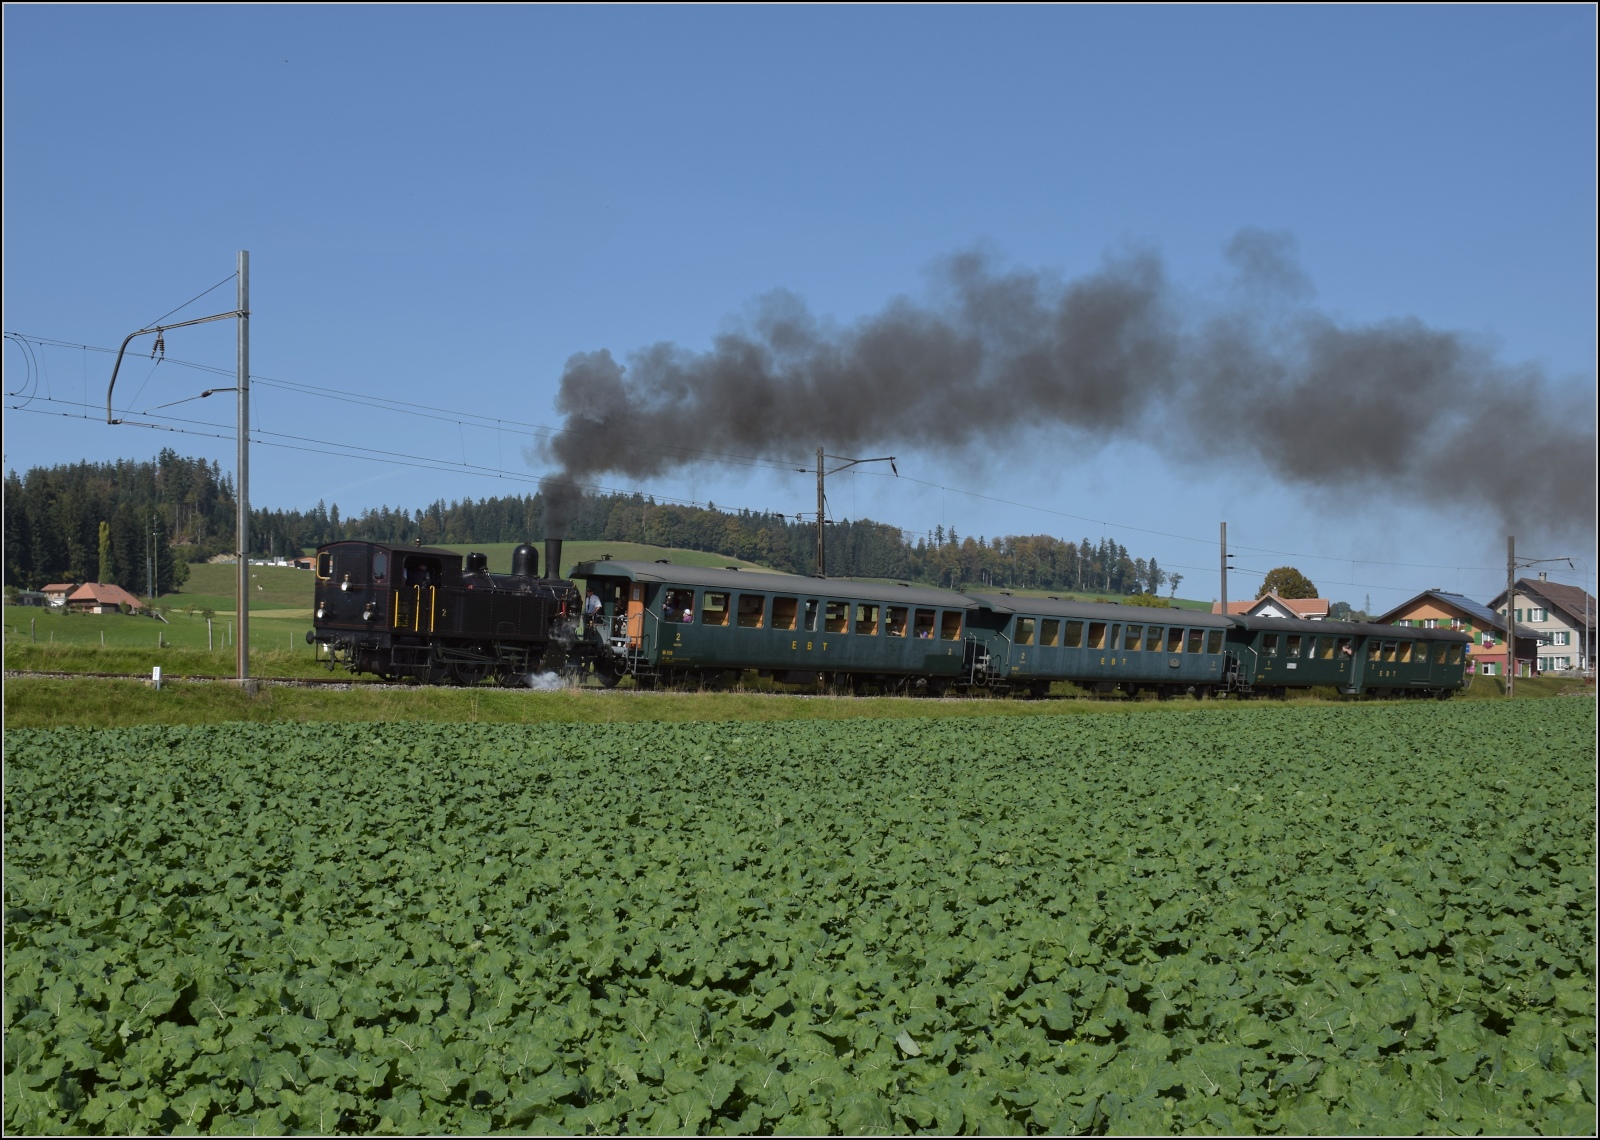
[570,561,974,608]
[963,591,1237,628]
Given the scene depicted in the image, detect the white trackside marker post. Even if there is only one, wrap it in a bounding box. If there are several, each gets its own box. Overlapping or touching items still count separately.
[153,666,162,691]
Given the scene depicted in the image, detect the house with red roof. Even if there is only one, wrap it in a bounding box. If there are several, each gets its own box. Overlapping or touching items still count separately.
[1211,592,1330,621]
[65,583,145,614]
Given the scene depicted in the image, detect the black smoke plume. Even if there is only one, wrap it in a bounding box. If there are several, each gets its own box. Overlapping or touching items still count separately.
[542,230,1594,538]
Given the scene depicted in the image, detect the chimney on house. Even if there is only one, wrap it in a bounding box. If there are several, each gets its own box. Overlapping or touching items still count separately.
[1539,571,1548,582]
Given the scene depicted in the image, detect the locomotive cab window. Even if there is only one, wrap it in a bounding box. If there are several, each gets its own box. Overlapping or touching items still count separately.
[1187,629,1204,654]
[1016,618,1035,646]
[702,592,731,626]
[1041,619,1061,647]
[1286,635,1302,658]
[1206,631,1224,655]
[1065,621,1085,648]
[1167,627,1186,653]
[855,604,879,636]
[371,550,388,582]
[913,609,936,639]
[1088,622,1108,650]
[1145,626,1163,651]
[1123,624,1143,651]
[737,595,766,628]
[401,556,439,588]
[1263,634,1279,658]
[662,588,695,623]
[940,611,963,641]
[825,601,850,634]
[316,551,332,579]
[887,607,909,637]
[773,597,798,631]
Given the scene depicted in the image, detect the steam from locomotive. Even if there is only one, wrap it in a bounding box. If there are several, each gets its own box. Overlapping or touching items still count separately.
[542,229,1593,536]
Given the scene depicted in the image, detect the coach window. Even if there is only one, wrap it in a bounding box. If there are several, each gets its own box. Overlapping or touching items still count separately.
[662,588,695,623]
[1316,638,1334,660]
[316,551,332,579]
[913,609,936,639]
[1382,641,1399,662]
[1145,626,1163,652]
[1167,627,1186,653]
[825,601,850,634]
[1087,622,1108,650]
[887,607,909,637]
[372,551,388,582]
[856,604,880,636]
[1016,618,1036,646]
[1123,624,1143,651]
[1206,631,1224,655]
[941,611,963,641]
[1187,629,1204,654]
[1366,640,1382,662]
[772,597,798,631]
[1263,634,1279,658]
[1286,634,1302,658]
[1041,619,1061,647]
[1433,642,1448,665]
[738,595,766,628]
[702,592,731,627]
[1064,621,1085,648]
[803,600,819,632]
[1447,645,1463,665]
[1398,641,1414,663]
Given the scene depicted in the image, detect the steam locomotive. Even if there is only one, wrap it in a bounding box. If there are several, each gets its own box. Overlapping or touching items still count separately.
[306,538,587,685]
[309,540,1470,699]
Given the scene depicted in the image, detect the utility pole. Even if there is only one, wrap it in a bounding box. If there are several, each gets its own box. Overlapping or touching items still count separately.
[816,447,825,578]
[147,513,156,606]
[811,447,897,578]
[1507,535,1515,698]
[1220,521,1228,618]
[236,251,250,681]
[104,250,251,680]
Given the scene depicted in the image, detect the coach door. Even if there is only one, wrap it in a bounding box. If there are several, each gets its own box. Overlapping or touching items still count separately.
[626,584,646,648]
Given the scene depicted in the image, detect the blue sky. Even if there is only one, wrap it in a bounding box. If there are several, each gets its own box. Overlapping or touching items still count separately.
[5,6,1595,608]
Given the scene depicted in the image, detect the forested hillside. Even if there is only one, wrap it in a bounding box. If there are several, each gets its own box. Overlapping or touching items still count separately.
[6,451,1178,597]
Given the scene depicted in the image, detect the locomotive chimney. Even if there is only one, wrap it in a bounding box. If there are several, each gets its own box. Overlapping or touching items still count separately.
[544,538,563,579]
[512,542,538,578]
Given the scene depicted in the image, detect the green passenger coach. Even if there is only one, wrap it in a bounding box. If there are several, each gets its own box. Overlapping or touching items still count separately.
[571,560,976,691]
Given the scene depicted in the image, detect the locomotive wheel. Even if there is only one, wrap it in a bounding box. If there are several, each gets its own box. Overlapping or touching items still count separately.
[451,661,491,686]
[494,667,525,688]
[591,659,623,689]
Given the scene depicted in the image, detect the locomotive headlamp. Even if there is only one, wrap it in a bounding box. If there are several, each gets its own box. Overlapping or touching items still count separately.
[340,575,350,592]
[316,604,325,620]
[362,603,375,622]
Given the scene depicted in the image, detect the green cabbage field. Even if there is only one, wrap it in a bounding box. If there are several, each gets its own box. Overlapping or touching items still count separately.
[5,701,1594,1134]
